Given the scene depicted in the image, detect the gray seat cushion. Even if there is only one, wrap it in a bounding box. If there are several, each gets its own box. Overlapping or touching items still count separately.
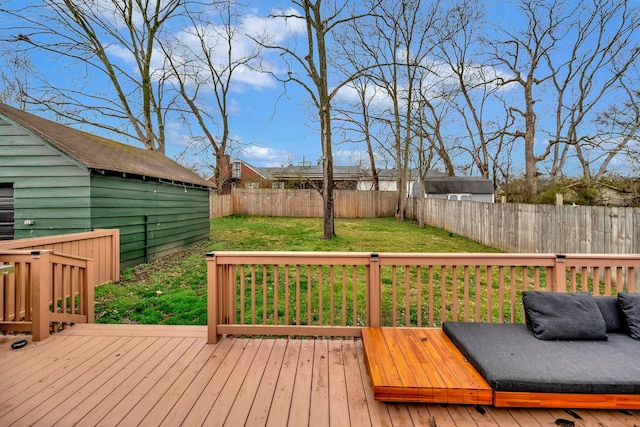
[443,322,640,394]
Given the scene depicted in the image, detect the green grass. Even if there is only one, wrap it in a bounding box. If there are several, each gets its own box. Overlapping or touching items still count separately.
[94,216,500,325]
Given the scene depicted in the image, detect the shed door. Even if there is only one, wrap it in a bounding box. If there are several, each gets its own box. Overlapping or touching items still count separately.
[0,184,14,240]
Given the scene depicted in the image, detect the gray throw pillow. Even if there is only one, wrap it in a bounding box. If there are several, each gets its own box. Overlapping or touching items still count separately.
[522,291,607,340]
[594,296,626,332]
[617,292,640,340]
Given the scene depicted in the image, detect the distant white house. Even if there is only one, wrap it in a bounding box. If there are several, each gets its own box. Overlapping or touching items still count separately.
[357,169,447,194]
[411,176,495,203]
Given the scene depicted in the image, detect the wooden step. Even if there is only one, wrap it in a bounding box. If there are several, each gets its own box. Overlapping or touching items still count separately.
[361,327,492,405]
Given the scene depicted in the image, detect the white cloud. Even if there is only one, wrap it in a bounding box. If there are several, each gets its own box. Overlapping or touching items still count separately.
[238,145,291,166]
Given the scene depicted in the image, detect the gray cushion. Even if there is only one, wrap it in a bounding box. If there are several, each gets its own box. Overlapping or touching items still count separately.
[618,292,640,340]
[522,291,607,340]
[594,296,626,332]
[443,322,640,394]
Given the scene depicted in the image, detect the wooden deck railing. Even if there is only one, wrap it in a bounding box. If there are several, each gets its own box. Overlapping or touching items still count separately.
[0,250,95,341]
[206,252,640,343]
[0,229,119,286]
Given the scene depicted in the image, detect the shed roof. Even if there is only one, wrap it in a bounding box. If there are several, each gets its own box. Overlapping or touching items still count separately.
[412,176,494,196]
[0,103,211,188]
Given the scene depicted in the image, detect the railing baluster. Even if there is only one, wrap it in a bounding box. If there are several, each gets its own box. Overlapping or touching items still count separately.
[285,265,290,325]
[440,266,446,323]
[486,266,493,323]
[352,266,357,326]
[428,266,434,327]
[251,265,256,325]
[405,266,410,327]
[463,266,469,322]
[240,265,245,325]
[498,266,504,323]
[296,265,301,325]
[329,266,334,326]
[341,266,346,326]
[307,265,312,325]
[452,266,458,322]
[510,266,517,323]
[475,266,481,322]
[262,265,268,325]
[593,267,600,296]
[274,266,279,326]
[416,266,422,327]
[581,267,588,292]
[318,267,323,325]
[391,265,397,327]
[604,267,612,296]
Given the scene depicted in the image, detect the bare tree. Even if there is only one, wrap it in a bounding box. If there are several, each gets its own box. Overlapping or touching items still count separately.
[544,0,640,180]
[262,1,375,239]
[333,78,382,190]
[0,51,33,109]
[593,78,640,179]
[434,0,509,182]
[347,0,447,220]
[488,0,565,202]
[160,1,263,192]
[2,0,181,152]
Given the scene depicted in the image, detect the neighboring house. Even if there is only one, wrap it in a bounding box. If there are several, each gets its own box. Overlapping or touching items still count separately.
[227,160,368,190]
[411,176,495,203]
[358,169,448,194]
[0,103,212,268]
[225,160,451,194]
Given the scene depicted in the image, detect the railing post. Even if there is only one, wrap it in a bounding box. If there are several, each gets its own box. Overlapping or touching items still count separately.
[31,250,51,341]
[207,252,220,344]
[85,258,95,322]
[368,253,381,327]
[551,254,567,293]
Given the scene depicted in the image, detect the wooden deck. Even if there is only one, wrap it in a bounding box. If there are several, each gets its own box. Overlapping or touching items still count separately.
[361,328,492,405]
[2,325,640,426]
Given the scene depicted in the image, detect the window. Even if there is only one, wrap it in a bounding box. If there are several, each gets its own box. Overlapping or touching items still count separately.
[272,182,284,189]
[447,193,472,201]
[245,182,260,189]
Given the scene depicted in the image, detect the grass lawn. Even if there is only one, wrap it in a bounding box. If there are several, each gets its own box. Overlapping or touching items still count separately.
[94,216,500,325]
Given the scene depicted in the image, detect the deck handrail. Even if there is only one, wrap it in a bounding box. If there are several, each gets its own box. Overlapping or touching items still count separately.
[206,251,640,343]
[0,249,95,341]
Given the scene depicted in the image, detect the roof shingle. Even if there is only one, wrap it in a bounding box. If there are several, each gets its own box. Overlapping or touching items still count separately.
[0,103,211,188]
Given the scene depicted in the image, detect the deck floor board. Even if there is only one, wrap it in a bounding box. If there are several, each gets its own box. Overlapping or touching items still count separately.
[2,325,640,426]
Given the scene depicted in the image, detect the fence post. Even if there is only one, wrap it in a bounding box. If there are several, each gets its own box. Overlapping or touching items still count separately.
[207,252,220,344]
[368,253,381,327]
[551,254,567,293]
[31,250,51,341]
[85,258,95,322]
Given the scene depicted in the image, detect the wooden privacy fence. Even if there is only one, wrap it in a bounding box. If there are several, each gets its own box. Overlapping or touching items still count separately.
[0,229,119,286]
[407,198,640,254]
[206,251,640,343]
[0,250,94,341]
[210,189,397,218]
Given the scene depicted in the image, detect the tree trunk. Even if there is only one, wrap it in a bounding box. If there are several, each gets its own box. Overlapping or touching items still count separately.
[524,83,537,202]
[321,105,335,239]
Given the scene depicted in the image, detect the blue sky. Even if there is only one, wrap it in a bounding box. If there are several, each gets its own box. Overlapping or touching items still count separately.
[3,1,637,177]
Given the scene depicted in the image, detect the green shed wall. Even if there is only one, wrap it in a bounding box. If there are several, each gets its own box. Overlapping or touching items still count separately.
[90,174,210,268]
[0,116,92,238]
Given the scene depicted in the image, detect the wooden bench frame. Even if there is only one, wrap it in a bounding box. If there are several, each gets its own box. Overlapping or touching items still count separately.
[362,327,640,409]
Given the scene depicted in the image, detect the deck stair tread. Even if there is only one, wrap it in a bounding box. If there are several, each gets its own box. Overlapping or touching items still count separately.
[361,327,492,404]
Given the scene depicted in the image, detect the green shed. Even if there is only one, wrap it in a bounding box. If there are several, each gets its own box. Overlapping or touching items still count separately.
[0,103,212,268]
